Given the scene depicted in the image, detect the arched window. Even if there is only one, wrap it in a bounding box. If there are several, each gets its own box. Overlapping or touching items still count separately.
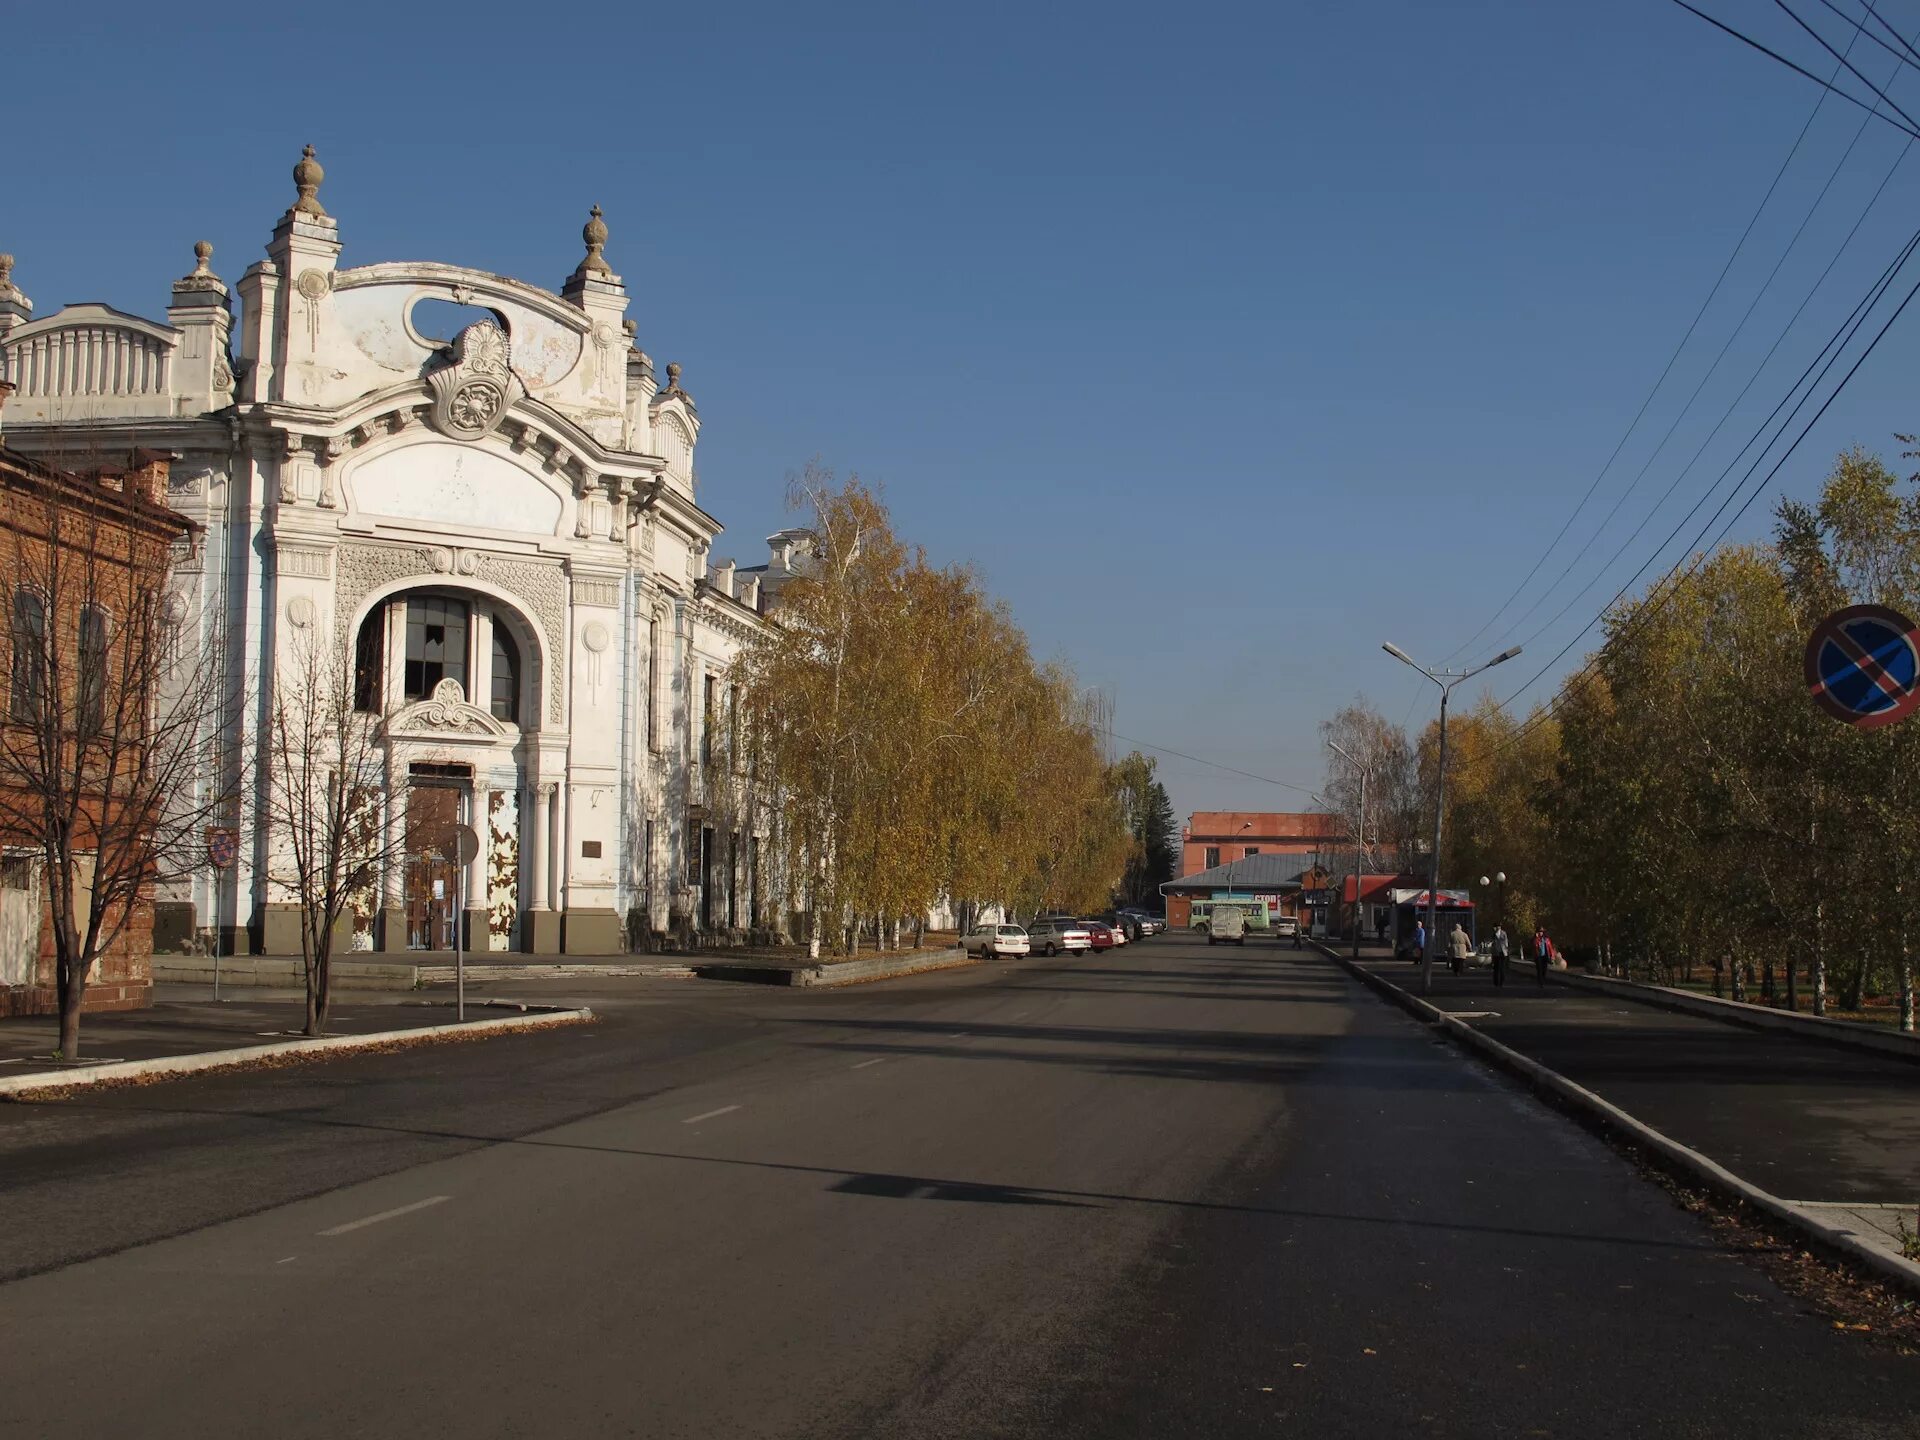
[9,588,46,722]
[404,596,468,700]
[490,623,521,723]
[354,603,385,713]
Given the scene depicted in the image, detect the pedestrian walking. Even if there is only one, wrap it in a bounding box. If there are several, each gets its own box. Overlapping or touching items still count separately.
[1491,924,1510,987]
[1412,918,1426,966]
[1375,915,1387,947]
[1533,926,1552,987]
[1449,921,1472,975]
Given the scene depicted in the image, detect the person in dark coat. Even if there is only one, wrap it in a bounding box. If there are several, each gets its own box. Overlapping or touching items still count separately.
[1491,925,1510,987]
[1533,926,1552,987]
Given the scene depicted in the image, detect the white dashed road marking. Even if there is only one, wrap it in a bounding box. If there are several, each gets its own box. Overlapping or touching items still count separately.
[850,1058,886,1070]
[318,1195,450,1237]
[682,1105,742,1125]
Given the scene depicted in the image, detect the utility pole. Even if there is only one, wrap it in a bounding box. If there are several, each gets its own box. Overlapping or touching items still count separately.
[1328,739,1369,959]
[1382,641,1522,995]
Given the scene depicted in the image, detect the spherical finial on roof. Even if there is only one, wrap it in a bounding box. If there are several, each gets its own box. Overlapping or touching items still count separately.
[192,240,214,273]
[292,143,328,218]
[577,204,612,277]
[665,362,682,390]
[0,254,13,289]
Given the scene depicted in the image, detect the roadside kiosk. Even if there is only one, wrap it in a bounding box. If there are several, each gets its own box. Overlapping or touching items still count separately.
[1388,887,1475,960]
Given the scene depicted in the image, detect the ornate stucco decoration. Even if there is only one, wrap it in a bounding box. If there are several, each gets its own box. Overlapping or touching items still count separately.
[335,541,568,726]
[391,677,512,739]
[426,321,526,442]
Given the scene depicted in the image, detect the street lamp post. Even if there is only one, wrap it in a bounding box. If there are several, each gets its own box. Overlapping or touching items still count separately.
[1382,641,1522,996]
[1329,739,1369,960]
[1478,869,1506,957]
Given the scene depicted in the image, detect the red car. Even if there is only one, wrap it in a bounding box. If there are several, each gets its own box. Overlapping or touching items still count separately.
[1079,920,1117,951]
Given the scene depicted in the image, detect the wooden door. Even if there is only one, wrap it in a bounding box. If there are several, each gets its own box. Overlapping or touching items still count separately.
[405,787,459,951]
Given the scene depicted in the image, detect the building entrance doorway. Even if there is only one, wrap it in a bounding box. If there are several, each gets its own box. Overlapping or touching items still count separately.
[405,786,460,950]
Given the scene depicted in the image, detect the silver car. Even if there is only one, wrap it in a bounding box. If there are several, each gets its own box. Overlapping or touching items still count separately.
[1027,919,1092,956]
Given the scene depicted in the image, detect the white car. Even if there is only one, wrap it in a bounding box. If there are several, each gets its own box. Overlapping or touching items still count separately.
[965,924,1031,959]
[1027,919,1092,956]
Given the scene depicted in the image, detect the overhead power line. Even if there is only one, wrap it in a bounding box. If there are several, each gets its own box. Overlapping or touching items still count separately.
[1102,728,1319,797]
[1490,13,1916,656]
[1444,10,1860,666]
[1667,0,1920,141]
[1811,0,1920,73]
[1463,223,1920,767]
[1773,0,1920,134]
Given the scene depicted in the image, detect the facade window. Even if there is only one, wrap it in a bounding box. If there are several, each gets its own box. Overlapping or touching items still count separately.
[701,673,717,767]
[404,596,468,700]
[643,817,655,913]
[646,615,661,752]
[9,588,46,722]
[1244,846,1260,857]
[1204,846,1221,869]
[77,605,108,736]
[490,625,521,722]
[353,604,384,713]
[728,831,740,927]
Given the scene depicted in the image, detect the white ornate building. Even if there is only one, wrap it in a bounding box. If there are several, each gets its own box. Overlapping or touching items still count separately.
[0,148,790,955]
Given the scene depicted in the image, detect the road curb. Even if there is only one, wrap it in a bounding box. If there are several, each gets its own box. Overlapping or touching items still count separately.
[1316,943,1920,1299]
[0,1006,595,1100]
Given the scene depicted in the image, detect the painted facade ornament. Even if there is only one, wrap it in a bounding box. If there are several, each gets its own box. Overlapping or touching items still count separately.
[286,595,317,628]
[426,320,525,442]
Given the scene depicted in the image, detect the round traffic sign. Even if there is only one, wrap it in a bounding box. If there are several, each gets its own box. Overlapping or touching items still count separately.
[1804,604,1920,730]
[206,828,238,869]
[447,824,482,865]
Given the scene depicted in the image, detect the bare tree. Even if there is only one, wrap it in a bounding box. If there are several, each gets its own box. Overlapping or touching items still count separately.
[0,452,232,1058]
[261,625,418,1036]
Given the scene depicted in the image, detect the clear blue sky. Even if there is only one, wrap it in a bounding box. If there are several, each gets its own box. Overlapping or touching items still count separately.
[12,1,1920,826]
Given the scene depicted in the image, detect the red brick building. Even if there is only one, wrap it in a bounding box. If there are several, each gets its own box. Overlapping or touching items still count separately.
[0,416,190,1016]
[1179,810,1349,878]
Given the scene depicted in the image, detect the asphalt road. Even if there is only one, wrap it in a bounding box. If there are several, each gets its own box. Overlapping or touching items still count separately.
[1,938,1915,1438]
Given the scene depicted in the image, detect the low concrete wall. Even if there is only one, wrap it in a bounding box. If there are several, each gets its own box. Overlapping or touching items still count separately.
[696,946,975,988]
[1555,970,1920,1066]
[796,946,974,988]
[152,956,421,991]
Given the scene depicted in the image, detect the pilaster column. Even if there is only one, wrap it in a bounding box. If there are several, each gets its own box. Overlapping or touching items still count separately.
[550,783,566,912]
[530,783,554,912]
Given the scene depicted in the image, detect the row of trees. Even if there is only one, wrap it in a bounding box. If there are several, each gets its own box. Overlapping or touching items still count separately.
[1326,444,1920,1027]
[733,468,1137,956]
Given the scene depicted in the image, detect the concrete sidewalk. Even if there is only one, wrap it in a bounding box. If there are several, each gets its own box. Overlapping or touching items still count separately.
[0,992,540,1081]
[1345,945,1920,1266]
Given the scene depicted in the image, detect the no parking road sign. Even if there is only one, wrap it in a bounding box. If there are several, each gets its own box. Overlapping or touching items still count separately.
[1805,604,1920,730]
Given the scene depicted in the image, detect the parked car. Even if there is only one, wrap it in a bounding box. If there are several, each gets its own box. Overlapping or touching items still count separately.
[1027,918,1092,956]
[1127,910,1167,936]
[1208,906,1247,945]
[1080,920,1118,951]
[1101,909,1148,941]
[964,923,1031,960]
[1271,914,1299,939]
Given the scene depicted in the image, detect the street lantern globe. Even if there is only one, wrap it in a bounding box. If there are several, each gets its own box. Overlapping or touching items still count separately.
[1496,871,1507,884]
[1479,875,1490,887]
